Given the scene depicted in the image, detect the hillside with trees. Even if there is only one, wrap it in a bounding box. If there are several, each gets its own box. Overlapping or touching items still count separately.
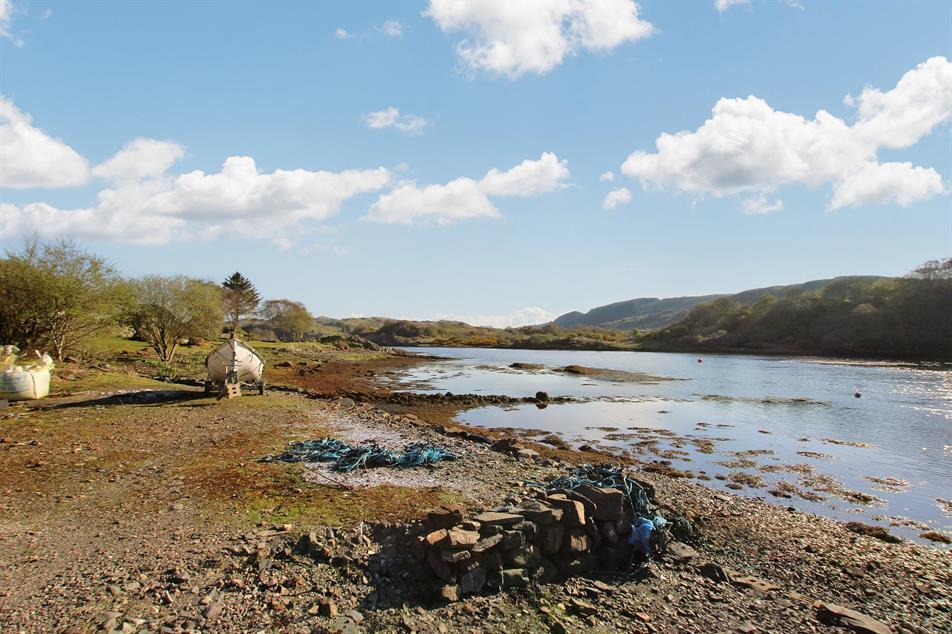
[554,277,884,331]
[636,259,951,359]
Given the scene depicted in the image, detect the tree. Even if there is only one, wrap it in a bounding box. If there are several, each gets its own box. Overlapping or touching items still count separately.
[125,276,224,362]
[260,299,314,341]
[222,272,261,334]
[909,258,952,281]
[0,239,126,360]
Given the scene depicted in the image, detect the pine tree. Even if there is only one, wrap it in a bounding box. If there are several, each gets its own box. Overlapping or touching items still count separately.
[222,272,261,334]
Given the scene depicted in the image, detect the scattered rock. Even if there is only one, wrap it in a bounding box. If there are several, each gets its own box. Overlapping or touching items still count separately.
[814,601,893,634]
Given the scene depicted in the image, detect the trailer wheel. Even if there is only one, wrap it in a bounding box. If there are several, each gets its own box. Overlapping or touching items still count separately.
[203,381,213,394]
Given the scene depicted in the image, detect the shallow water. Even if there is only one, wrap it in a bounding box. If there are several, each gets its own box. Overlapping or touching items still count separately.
[394,347,952,545]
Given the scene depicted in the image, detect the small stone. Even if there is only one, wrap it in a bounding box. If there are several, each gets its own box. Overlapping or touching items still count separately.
[499,568,529,587]
[202,602,224,620]
[438,584,461,602]
[565,527,592,553]
[569,598,597,616]
[504,543,541,568]
[441,548,472,564]
[545,494,586,526]
[573,485,624,521]
[471,533,503,554]
[814,602,892,634]
[666,541,698,564]
[500,530,525,550]
[319,598,339,618]
[460,565,487,594]
[516,504,563,525]
[443,527,480,548]
[473,511,523,527]
[424,529,448,546]
[698,562,733,583]
[536,523,565,554]
[426,506,464,530]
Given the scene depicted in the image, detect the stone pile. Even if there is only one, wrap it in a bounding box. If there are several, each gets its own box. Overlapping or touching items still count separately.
[412,485,642,602]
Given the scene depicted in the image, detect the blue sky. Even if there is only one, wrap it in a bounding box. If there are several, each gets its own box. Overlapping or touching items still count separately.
[1,1,950,326]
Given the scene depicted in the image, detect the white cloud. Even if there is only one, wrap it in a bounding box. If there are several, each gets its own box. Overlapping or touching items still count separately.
[479,152,569,196]
[0,96,89,188]
[434,306,556,328]
[0,0,23,47]
[334,28,350,39]
[381,20,403,37]
[363,107,427,134]
[2,155,392,245]
[714,0,750,13]
[829,162,945,210]
[621,56,952,211]
[366,152,570,225]
[92,138,186,183]
[423,0,654,78]
[599,171,614,182]
[367,177,498,225]
[741,193,783,215]
[602,187,632,209]
[849,56,952,149]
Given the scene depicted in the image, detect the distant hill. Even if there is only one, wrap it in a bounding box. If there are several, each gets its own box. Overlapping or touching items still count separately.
[553,277,886,331]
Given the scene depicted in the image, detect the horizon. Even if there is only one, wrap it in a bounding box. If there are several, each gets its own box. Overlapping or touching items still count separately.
[1,1,950,328]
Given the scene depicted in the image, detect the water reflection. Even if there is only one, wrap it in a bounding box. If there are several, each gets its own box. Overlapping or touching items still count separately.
[394,347,952,545]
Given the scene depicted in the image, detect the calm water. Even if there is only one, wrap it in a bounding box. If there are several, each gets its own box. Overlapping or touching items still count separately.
[395,347,952,545]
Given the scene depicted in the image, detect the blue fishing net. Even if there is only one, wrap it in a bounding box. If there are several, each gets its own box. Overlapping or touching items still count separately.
[261,437,459,472]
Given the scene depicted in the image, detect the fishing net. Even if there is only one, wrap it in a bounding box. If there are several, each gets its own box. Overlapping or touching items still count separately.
[537,463,701,550]
[542,463,656,519]
[261,437,459,472]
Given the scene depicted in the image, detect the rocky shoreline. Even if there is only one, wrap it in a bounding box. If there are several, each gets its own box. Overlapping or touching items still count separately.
[1,356,950,633]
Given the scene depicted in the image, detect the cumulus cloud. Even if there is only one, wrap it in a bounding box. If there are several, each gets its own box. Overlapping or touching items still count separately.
[363,107,427,134]
[91,138,186,183]
[423,0,654,78]
[741,193,783,215]
[479,152,570,196]
[714,0,750,13]
[829,162,944,210]
[602,187,632,209]
[434,307,556,329]
[2,155,392,245]
[599,171,614,182]
[621,56,952,210]
[381,20,402,37]
[367,177,498,225]
[366,152,570,225]
[0,97,89,188]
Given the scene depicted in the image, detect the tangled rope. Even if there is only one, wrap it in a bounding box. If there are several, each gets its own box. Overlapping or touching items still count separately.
[536,463,701,550]
[261,437,459,472]
[543,463,656,519]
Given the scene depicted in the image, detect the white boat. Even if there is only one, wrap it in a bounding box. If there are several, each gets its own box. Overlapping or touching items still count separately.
[0,346,54,401]
[204,337,265,393]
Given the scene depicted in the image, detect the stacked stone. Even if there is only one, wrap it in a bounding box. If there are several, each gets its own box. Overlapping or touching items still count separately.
[414,485,639,602]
